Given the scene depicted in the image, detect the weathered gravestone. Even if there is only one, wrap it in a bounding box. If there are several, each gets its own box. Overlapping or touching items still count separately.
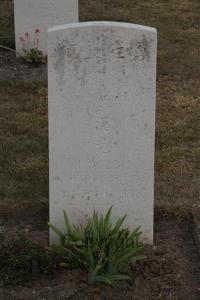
[14,0,78,55]
[48,22,157,244]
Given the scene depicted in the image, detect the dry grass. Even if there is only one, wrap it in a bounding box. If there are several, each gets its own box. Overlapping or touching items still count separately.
[155,75,200,215]
[0,0,14,46]
[0,82,48,215]
[0,0,199,216]
[80,0,200,78]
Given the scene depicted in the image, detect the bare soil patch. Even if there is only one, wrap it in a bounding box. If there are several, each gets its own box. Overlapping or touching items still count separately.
[0,49,47,82]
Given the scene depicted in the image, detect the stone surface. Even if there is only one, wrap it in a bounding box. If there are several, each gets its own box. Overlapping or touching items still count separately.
[48,22,157,244]
[14,0,78,55]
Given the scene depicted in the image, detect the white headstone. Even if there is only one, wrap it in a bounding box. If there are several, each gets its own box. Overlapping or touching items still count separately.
[14,0,78,55]
[48,22,157,244]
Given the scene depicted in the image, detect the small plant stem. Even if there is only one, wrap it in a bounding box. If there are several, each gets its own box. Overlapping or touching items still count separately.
[0,45,20,56]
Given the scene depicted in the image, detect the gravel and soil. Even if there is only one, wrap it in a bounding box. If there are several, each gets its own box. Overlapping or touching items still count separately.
[0,49,47,82]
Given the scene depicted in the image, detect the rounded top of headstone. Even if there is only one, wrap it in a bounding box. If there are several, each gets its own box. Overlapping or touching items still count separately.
[48,21,157,34]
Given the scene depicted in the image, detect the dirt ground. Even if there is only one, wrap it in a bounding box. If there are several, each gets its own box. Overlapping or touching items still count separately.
[0,49,47,81]
[0,216,200,300]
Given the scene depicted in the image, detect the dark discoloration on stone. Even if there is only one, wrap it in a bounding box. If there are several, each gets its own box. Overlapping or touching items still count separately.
[53,38,82,84]
[53,40,67,84]
[137,35,153,61]
[52,28,153,88]
[127,35,152,64]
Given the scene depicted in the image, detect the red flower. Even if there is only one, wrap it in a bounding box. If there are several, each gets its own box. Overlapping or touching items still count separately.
[35,29,40,33]
[20,37,25,42]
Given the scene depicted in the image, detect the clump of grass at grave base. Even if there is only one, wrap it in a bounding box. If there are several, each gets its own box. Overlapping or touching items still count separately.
[23,47,45,65]
[19,30,46,65]
[0,234,59,286]
[49,207,144,285]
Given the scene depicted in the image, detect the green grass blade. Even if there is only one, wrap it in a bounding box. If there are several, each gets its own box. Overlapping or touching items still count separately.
[63,210,72,235]
[112,214,127,233]
[48,222,64,240]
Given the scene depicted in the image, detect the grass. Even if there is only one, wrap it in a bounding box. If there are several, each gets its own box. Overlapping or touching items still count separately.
[155,75,200,215]
[0,0,199,216]
[1,0,200,77]
[0,0,14,47]
[0,234,58,286]
[49,208,143,285]
[80,0,200,78]
[0,208,143,287]
[0,81,48,215]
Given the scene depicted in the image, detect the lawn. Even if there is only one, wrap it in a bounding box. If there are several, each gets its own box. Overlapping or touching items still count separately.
[0,0,199,218]
[0,0,14,47]
[0,82,48,215]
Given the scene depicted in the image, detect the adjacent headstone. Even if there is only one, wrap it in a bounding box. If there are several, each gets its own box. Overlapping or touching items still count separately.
[14,0,78,55]
[48,22,157,244]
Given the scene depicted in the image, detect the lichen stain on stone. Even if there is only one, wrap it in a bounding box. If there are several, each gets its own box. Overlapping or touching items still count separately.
[52,32,152,87]
[66,47,81,72]
[127,35,152,65]
[79,65,87,86]
[136,35,152,62]
[127,40,135,57]
[53,40,67,85]
[115,39,125,59]
[53,38,83,85]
